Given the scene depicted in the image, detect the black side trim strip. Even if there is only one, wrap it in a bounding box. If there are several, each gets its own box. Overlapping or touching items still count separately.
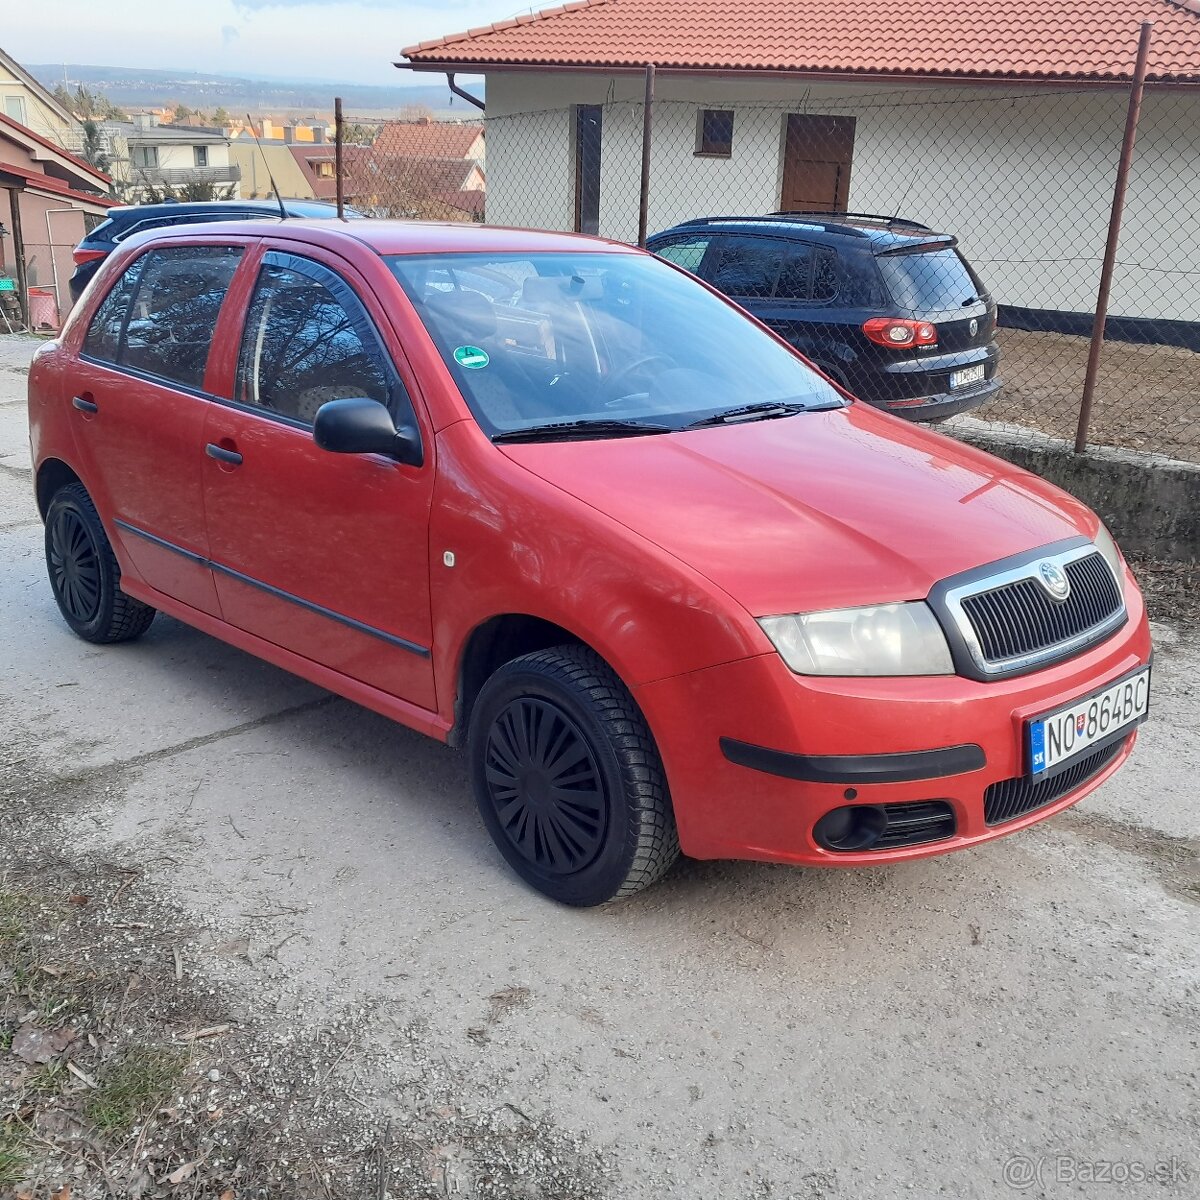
[114,519,207,566]
[112,519,430,658]
[720,737,987,785]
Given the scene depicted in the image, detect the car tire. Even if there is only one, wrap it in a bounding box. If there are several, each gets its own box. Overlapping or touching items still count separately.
[45,482,156,644]
[468,645,680,906]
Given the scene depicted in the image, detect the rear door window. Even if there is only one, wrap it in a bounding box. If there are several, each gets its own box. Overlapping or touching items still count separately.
[877,246,984,312]
[83,246,242,389]
[707,236,783,299]
[773,244,814,300]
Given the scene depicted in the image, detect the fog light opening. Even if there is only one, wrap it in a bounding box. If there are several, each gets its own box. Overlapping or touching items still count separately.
[813,805,889,852]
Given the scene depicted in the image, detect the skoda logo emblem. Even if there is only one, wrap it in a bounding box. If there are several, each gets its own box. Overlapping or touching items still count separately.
[969,318,979,337]
[1038,560,1071,601]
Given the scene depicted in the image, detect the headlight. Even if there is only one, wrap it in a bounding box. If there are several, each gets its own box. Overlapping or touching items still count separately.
[1093,523,1126,597]
[758,602,954,677]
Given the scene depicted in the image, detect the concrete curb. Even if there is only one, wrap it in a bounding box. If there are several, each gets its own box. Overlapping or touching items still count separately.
[945,416,1199,564]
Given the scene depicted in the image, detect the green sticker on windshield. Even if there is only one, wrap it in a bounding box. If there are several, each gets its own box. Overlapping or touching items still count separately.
[454,345,490,370]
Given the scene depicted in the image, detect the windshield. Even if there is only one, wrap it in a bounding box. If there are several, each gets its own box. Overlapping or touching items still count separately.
[387,251,844,437]
[876,246,985,312]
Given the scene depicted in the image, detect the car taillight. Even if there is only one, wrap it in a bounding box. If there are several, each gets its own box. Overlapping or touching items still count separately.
[862,318,938,348]
[72,248,107,267]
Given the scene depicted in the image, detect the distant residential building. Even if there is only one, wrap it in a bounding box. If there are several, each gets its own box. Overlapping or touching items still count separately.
[233,117,332,145]
[373,118,484,166]
[103,113,241,200]
[229,140,312,201]
[365,118,485,220]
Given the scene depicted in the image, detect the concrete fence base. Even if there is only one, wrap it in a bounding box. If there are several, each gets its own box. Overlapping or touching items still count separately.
[943,416,1199,564]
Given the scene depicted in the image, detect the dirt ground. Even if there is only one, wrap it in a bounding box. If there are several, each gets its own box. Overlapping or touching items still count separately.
[983,327,1200,461]
[2,334,1198,1198]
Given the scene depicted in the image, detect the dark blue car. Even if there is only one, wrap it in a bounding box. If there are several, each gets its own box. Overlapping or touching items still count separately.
[648,212,1001,421]
[70,199,364,303]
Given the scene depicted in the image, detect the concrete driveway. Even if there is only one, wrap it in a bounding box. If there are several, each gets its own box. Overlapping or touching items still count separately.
[1,334,1197,1198]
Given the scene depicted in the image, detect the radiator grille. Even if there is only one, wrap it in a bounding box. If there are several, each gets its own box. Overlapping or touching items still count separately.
[984,737,1126,826]
[959,552,1121,667]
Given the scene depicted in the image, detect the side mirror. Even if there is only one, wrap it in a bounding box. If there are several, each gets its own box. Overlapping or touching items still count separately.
[313,397,423,467]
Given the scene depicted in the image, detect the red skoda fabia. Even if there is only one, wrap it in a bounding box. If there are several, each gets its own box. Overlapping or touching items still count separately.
[28,220,1152,905]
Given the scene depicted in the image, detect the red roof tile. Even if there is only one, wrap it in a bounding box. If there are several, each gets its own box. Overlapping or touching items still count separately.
[373,120,484,160]
[403,0,1200,83]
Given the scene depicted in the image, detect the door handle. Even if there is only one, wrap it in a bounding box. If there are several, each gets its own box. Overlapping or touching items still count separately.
[205,443,243,466]
[72,395,99,414]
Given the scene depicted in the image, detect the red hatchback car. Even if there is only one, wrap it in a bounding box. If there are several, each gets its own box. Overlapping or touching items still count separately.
[28,220,1151,905]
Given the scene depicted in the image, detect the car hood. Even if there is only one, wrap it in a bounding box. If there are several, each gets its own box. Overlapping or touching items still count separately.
[499,405,1098,617]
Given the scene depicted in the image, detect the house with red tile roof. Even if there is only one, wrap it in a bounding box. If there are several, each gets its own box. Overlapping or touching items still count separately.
[0,111,115,328]
[401,0,1200,324]
[373,118,484,165]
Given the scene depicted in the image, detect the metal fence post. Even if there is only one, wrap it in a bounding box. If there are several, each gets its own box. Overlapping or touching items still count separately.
[638,64,656,248]
[334,96,345,220]
[1075,21,1154,454]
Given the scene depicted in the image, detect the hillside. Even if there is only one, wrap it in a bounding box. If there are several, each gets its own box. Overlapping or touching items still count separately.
[26,63,481,117]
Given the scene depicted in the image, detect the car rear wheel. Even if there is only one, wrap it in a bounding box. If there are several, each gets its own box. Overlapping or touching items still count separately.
[45,483,156,643]
[468,645,679,906]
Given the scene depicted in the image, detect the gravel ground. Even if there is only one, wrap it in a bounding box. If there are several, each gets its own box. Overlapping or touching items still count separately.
[2,332,1198,1198]
[983,327,1200,462]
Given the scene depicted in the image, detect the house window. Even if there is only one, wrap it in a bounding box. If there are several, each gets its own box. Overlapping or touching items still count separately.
[4,95,27,124]
[194,145,209,168]
[695,109,734,158]
[316,161,334,179]
[133,145,160,169]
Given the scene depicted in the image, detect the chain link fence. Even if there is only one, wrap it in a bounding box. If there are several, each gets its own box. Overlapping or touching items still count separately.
[348,39,1199,463]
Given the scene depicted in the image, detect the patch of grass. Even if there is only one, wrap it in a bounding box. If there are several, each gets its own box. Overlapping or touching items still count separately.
[0,889,31,954]
[0,1122,30,1188]
[85,1045,188,1135]
[25,1061,66,1098]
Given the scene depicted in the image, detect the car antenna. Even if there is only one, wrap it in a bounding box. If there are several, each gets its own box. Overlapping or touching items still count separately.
[246,113,288,221]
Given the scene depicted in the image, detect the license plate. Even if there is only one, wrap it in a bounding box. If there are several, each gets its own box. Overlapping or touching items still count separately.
[1027,666,1150,776]
[950,364,986,389]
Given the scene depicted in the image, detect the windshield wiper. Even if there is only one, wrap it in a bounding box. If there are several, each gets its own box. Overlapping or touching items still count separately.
[683,401,808,429]
[492,418,673,444]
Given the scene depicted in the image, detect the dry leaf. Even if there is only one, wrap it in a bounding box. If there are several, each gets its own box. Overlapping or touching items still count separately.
[50,1188,72,1200]
[11,1025,75,1064]
[168,1159,202,1185]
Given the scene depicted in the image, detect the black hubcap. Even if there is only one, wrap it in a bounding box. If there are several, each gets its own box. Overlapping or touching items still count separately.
[484,697,608,875]
[49,507,102,624]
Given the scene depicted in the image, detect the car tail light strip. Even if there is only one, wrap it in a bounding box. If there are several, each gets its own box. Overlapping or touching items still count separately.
[862,317,938,348]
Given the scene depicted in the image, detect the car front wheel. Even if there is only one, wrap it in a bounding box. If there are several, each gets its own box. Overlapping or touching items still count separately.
[44,482,156,644]
[468,645,679,906]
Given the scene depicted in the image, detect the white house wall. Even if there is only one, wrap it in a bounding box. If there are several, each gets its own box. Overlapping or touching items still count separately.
[483,72,1200,322]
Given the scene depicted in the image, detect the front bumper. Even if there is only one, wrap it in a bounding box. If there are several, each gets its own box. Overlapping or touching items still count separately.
[633,576,1150,868]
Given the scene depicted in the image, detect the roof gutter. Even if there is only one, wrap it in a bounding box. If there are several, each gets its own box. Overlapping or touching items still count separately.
[396,59,1200,90]
[445,71,485,110]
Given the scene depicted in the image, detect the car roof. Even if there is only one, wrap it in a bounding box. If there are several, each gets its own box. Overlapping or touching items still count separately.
[82,200,355,245]
[122,218,641,257]
[101,199,342,221]
[651,214,951,252]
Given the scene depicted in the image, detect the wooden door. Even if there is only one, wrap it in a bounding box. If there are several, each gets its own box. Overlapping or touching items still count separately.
[781,115,855,213]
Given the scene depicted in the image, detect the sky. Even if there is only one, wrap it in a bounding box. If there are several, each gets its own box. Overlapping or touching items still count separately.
[2,0,532,86]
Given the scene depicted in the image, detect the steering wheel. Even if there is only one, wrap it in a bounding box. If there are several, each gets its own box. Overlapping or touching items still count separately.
[604,354,673,405]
